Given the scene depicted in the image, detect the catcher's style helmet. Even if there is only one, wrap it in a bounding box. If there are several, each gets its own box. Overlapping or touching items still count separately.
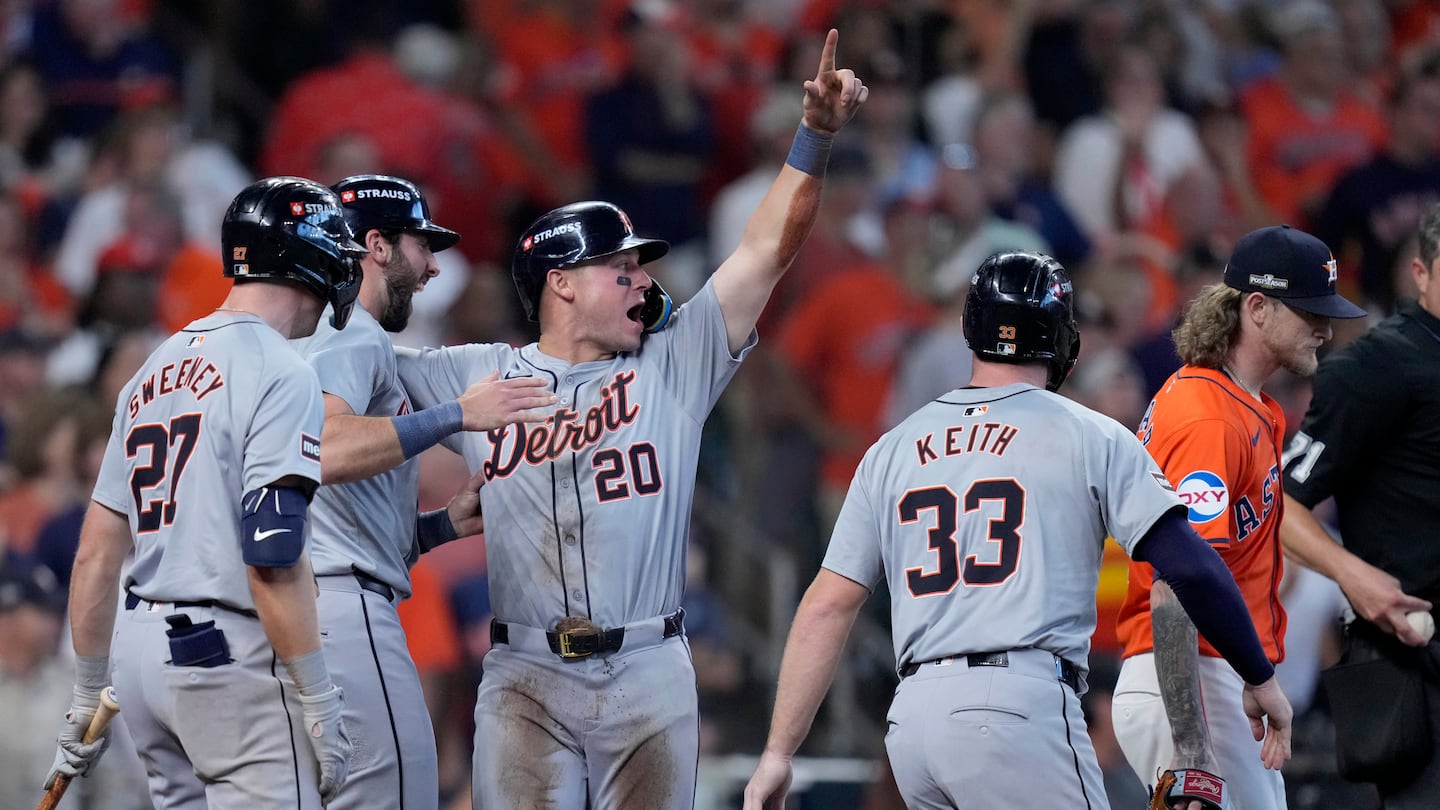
[222,176,366,329]
[963,251,1081,393]
[332,175,460,252]
[511,201,670,326]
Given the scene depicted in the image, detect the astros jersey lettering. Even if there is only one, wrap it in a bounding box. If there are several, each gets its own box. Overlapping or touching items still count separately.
[1117,367,1288,663]
[821,383,1184,683]
[93,312,324,609]
[397,279,753,628]
[293,305,420,593]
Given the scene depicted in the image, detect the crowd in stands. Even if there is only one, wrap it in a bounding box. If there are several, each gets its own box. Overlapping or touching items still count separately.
[1,0,1437,806]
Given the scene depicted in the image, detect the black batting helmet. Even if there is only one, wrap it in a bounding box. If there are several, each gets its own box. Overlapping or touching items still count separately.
[963,251,1081,392]
[222,176,366,330]
[332,175,460,252]
[511,201,669,322]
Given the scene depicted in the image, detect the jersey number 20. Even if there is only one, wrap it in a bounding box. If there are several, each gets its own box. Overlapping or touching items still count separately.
[127,413,201,533]
[902,479,1024,596]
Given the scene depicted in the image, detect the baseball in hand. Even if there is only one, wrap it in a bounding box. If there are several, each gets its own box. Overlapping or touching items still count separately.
[1405,611,1435,644]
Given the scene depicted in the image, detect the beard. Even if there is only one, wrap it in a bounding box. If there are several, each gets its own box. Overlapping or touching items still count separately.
[378,250,418,332]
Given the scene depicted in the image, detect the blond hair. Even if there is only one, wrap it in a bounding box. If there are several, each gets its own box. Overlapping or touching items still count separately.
[1172,283,1243,369]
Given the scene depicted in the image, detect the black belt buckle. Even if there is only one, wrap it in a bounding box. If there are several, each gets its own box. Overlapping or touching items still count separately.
[967,652,1009,669]
[165,614,230,668]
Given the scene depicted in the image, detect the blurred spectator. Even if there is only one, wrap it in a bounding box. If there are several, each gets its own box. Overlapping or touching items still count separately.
[24,0,179,140]
[851,53,938,245]
[1052,44,1208,243]
[1083,655,1149,808]
[929,141,1049,300]
[919,14,982,149]
[1315,61,1440,313]
[53,103,246,298]
[1240,0,1386,228]
[770,194,933,547]
[0,59,88,220]
[0,191,71,339]
[584,8,715,300]
[0,560,150,809]
[0,327,49,468]
[47,240,166,388]
[22,390,109,591]
[1131,243,1227,398]
[683,542,743,753]
[708,88,794,270]
[0,387,101,558]
[1023,0,1122,132]
[971,91,1091,270]
[1064,345,1148,431]
[439,262,529,348]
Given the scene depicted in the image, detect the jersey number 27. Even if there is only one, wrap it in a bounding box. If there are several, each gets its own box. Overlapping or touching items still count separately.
[127,413,201,533]
[902,479,1024,596]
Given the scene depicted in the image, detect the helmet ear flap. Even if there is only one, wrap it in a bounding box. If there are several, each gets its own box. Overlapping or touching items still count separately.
[640,279,674,333]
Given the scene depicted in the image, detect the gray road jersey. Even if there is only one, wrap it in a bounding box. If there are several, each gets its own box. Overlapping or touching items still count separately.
[92,313,325,610]
[292,306,419,595]
[398,279,754,628]
[822,383,1182,678]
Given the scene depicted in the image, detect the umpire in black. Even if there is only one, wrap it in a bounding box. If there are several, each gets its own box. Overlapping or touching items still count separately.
[1279,201,1440,806]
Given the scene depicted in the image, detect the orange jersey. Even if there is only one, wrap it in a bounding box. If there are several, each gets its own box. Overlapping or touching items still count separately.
[1116,366,1287,663]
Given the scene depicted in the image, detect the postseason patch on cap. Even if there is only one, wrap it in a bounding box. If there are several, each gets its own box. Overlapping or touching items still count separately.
[1247,273,1289,290]
[1176,470,1228,523]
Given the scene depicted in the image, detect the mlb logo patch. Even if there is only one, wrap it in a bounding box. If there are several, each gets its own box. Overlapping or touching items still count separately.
[340,189,356,203]
[997,343,1016,356]
[1177,470,1228,523]
[290,202,305,216]
[301,434,321,462]
[962,405,988,417]
[233,263,249,275]
[186,335,205,348]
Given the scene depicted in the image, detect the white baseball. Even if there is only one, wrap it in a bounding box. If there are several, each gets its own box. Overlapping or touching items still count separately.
[1405,611,1435,644]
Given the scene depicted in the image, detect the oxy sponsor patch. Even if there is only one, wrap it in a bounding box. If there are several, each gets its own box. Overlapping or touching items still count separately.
[1176,470,1228,523]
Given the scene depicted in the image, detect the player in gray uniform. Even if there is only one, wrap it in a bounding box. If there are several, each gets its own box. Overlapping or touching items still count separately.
[743,252,1293,810]
[396,30,866,810]
[294,174,556,810]
[46,177,362,808]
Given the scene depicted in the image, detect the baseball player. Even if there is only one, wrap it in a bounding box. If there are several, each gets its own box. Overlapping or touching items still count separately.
[45,176,362,808]
[293,174,555,810]
[1113,225,1366,808]
[741,251,1292,810]
[394,29,866,809]
[1278,202,1440,805]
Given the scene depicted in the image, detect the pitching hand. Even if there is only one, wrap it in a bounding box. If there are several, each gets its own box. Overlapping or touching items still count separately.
[802,29,868,135]
[742,750,794,810]
[458,371,555,432]
[1241,675,1292,770]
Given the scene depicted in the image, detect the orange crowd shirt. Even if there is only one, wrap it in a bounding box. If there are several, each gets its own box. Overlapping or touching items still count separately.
[1116,366,1288,664]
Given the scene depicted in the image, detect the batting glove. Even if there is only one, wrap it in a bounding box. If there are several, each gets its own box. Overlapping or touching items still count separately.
[43,684,113,789]
[299,684,352,802]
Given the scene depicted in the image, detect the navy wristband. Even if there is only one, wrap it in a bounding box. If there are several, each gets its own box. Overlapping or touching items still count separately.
[392,400,463,459]
[785,123,833,176]
[416,508,459,554]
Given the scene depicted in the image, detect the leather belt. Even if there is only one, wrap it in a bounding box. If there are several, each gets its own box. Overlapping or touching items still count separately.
[900,650,1081,692]
[491,608,685,660]
[353,570,395,602]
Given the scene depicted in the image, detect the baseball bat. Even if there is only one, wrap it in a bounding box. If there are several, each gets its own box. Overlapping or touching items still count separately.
[36,686,121,810]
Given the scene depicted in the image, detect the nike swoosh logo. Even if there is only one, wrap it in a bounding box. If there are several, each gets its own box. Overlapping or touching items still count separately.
[253,528,291,542]
[1252,427,1262,446]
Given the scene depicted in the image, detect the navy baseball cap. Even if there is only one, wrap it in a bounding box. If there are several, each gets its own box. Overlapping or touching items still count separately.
[1222,225,1366,319]
[333,175,460,253]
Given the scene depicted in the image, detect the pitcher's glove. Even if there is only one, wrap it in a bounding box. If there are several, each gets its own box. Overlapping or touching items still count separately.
[1148,768,1232,810]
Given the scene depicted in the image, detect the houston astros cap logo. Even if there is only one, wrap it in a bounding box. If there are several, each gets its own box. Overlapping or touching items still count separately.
[1222,225,1366,319]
